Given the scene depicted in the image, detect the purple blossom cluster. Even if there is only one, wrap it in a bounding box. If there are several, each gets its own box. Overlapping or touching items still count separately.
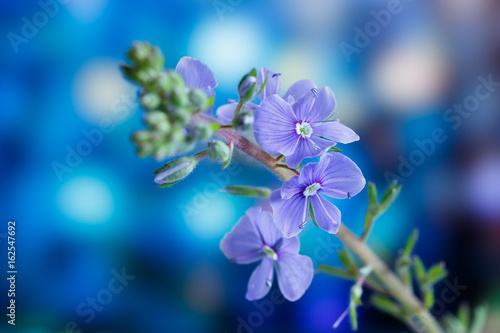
[168,59,365,302]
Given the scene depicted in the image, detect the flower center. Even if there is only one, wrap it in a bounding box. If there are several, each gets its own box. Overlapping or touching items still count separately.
[303,182,321,196]
[263,245,278,261]
[296,121,313,138]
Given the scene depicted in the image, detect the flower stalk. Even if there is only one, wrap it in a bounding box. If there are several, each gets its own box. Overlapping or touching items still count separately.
[197,113,445,333]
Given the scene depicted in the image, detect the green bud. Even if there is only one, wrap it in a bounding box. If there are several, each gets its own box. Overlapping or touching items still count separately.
[168,125,185,143]
[127,41,151,63]
[132,130,152,143]
[224,185,272,198]
[144,110,167,124]
[136,141,154,158]
[141,92,161,110]
[172,107,192,124]
[234,111,254,131]
[197,122,219,139]
[153,143,175,160]
[208,140,230,162]
[189,88,209,110]
[171,86,189,107]
[238,68,259,103]
[153,156,199,187]
[156,70,185,93]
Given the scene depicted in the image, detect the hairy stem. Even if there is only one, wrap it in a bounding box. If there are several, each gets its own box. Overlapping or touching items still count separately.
[199,114,443,333]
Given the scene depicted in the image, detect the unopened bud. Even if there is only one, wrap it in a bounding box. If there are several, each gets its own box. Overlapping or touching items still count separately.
[171,86,189,107]
[153,156,198,187]
[238,70,259,103]
[141,92,161,110]
[208,140,230,162]
[189,88,209,110]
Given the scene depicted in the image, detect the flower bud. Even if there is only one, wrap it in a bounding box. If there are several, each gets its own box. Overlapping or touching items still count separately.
[171,86,189,107]
[208,140,230,162]
[234,111,254,131]
[238,74,258,103]
[127,41,151,63]
[156,71,185,93]
[144,111,167,126]
[197,122,218,139]
[153,156,199,187]
[132,130,152,143]
[136,141,154,158]
[141,92,161,110]
[189,88,209,110]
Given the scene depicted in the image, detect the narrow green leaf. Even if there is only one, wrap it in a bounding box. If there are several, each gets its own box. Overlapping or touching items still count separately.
[424,262,448,288]
[456,303,470,329]
[403,229,419,259]
[349,303,358,331]
[368,182,378,208]
[424,288,435,309]
[376,182,402,216]
[317,264,356,280]
[371,295,404,320]
[338,248,357,272]
[469,304,488,333]
[224,185,271,198]
[413,256,426,285]
[328,146,342,153]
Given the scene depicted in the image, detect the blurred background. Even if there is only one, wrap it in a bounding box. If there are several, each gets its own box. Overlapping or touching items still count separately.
[1,0,500,332]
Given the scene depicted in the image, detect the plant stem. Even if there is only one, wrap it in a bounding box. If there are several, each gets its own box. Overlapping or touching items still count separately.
[197,114,444,333]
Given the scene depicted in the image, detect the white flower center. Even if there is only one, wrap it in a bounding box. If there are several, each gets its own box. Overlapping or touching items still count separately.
[296,121,313,138]
[263,245,278,261]
[303,182,321,197]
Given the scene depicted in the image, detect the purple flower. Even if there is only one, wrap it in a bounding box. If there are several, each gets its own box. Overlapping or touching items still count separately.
[175,57,218,111]
[220,206,314,302]
[215,67,285,124]
[271,153,365,238]
[254,87,359,169]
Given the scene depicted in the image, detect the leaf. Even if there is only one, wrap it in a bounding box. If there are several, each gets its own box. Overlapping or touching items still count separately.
[367,182,378,208]
[328,146,342,153]
[317,264,356,280]
[413,256,426,285]
[338,248,357,272]
[403,229,419,259]
[423,262,448,289]
[424,288,435,309]
[456,302,470,329]
[350,302,358,331]
[224,185,271,198]
[371,295,404,320]
[469,304,488,333]
[376,181,402,216]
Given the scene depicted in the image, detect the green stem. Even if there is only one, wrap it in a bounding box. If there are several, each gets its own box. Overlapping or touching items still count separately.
[196,114,444,333]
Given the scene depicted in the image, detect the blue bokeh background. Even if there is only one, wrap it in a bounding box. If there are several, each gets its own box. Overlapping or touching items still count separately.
[1,0,500,332]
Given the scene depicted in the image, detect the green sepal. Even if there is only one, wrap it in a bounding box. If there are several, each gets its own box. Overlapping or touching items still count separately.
[370,295,405,321]
[222,141,234,170]
[328,146,342,153]
[377,180,402,216]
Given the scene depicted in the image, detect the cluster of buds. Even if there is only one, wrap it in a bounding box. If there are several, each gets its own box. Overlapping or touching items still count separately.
[122,41,216,160]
